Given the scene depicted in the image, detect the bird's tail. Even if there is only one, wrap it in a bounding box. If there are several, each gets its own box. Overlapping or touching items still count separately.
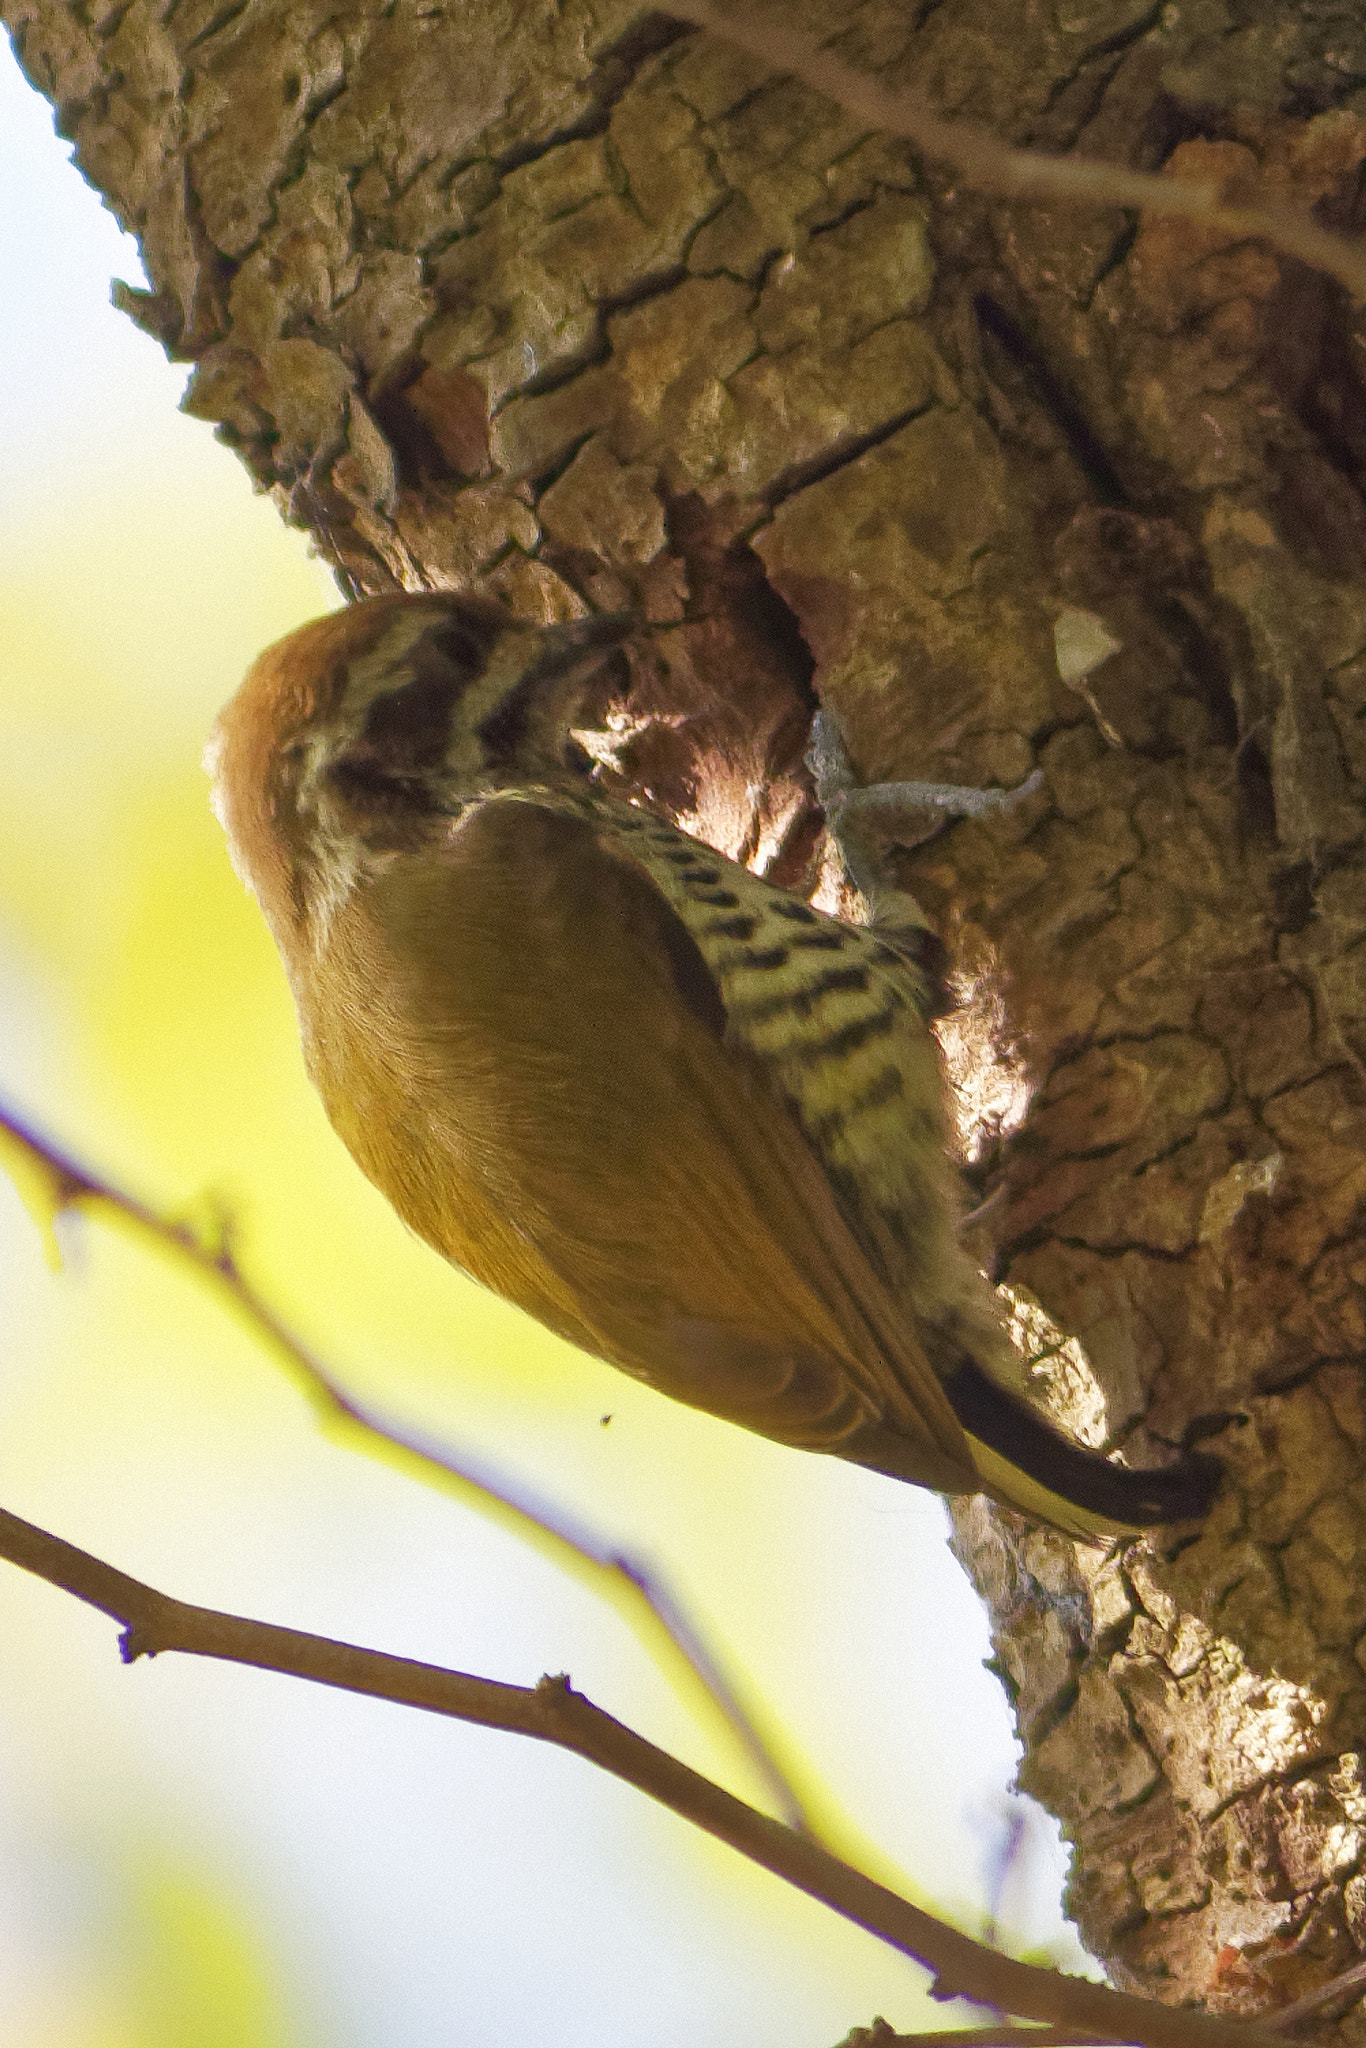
[944,1358,1220,1539]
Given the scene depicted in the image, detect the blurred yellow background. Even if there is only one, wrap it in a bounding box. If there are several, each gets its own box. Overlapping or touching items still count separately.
[0,38,1083,2047]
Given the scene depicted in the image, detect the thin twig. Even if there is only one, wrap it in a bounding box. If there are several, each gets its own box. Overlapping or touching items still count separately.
[0,1101,821,1839]
[1261,1954,1366,2030]
[668,3,1366,301]
[0,1502,1304,2048]
[981,1803,1027,1955]
[836,2028,1106,2047]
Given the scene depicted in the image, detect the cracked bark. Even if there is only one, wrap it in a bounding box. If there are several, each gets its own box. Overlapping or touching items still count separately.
[7,0,1366,2016]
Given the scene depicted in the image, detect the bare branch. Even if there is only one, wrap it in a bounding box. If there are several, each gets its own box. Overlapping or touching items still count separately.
[835,2028,1107,2048]
[1262,1956,1366,2031]
[0,1101,820,1837]
[0,1501,1307,2048]
[669,3,1366,300]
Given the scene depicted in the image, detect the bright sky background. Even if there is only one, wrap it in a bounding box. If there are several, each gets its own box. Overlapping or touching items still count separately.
[0,32,1083,2048]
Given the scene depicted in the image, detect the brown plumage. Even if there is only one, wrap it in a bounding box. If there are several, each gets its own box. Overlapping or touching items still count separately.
[210,592,1218,1536]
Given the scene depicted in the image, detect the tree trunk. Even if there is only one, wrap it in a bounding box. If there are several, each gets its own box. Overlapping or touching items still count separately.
[8,0,1366,2011]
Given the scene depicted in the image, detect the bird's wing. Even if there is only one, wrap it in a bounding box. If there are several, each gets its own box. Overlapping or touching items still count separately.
[563,786,977,1340]
[561,789,1221,1538]
[304,792,976,1491]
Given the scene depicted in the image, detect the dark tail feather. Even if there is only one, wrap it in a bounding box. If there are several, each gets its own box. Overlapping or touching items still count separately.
[944,1359,1220,1527]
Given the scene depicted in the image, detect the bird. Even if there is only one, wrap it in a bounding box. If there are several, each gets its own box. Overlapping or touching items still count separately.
[209,590,1218,1539]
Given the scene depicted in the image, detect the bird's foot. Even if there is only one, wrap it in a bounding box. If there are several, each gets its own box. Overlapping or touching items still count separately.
[806,708,1041,932]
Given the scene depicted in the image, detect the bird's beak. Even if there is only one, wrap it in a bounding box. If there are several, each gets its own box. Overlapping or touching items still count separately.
[515,612,636,689]
[548,612,636,648]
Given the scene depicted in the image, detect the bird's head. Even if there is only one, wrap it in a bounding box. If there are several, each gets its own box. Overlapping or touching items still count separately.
[208,592,630,950]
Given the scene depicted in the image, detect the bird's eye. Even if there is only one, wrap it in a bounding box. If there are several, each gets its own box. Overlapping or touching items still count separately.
[425,622,497,674]
[330,660,463,812]
[357,667,460,769]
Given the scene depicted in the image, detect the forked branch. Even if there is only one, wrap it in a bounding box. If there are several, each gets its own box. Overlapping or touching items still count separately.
[0,1502,1301,2048]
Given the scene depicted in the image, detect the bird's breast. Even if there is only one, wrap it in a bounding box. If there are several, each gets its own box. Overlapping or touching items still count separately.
[284,794,969,1474]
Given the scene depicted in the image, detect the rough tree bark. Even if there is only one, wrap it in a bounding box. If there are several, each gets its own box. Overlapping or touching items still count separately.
[7,0,1366,2015]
